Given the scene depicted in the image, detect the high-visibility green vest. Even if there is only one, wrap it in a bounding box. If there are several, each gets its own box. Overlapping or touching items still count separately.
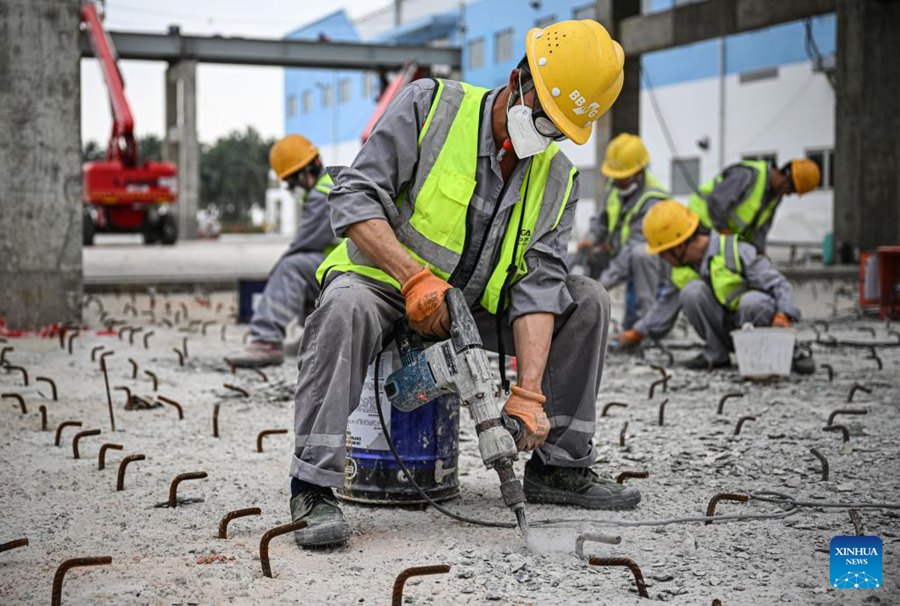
[306,171,339,256]
[315,79,577,315]
[603,172,669,254]
[688,160,777,244]
[670,234,748,312]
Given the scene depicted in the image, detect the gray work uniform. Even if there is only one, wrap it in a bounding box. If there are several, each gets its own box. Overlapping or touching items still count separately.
[706,163,780,253]
[594,174,667,326]
[250,182,335,345]
[633,232,800,364]
[290,80,611,488]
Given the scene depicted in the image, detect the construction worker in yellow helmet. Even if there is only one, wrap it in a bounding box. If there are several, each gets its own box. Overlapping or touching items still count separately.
[629,200,814,373]
[225,134,339,368]
[581,133,671,337]
[283,20,640,549]
[688,158,821,254]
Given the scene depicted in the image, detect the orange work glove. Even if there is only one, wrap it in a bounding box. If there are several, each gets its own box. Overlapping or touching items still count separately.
[502,385,549,452]
[610,329,643,352]
[400,267,452,339]
[771,312,792,328]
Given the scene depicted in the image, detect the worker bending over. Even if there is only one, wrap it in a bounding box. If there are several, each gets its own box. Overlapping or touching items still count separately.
[226,135,337,367]
[288,21,639,548]
[588,133,670,328]
[688,158,820,253]
[630,200,814,373]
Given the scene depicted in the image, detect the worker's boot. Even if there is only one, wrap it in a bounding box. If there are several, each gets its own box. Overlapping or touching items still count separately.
[290,484,351,548]
[791,346,816,375]
[224,341,284,368]
[523,459,641,510]
[682,353,730,371]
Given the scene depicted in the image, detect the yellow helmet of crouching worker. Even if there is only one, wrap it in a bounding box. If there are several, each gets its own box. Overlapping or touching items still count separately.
[525,20,625,145]
[601,133,650,179]
[270,134,318,180]
[787,158,821,195]
[643,200,700,255]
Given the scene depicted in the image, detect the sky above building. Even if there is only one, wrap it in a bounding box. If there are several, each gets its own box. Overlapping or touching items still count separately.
[80,0,381,146]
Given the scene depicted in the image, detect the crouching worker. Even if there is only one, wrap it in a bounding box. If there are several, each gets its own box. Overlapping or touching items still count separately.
[288,20,641,549]
[630,200,814,373]
[225,135,338,367]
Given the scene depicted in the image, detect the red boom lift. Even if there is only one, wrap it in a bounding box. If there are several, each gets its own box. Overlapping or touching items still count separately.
[81,1,178,245]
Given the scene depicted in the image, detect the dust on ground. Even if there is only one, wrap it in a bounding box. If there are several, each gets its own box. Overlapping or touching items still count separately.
[1,284,898,605]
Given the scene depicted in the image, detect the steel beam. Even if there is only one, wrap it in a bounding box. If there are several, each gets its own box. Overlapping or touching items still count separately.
[80,30,461,70]
[619,0,835,56]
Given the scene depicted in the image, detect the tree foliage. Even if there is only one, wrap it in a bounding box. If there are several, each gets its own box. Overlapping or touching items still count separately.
[200,127,274,222]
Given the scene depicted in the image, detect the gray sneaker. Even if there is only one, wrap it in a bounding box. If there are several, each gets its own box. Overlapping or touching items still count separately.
[289,485,351,548]
[523,462,641,510]
[224,341,283,368]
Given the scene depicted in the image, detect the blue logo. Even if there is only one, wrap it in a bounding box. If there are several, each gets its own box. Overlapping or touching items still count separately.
[830,536,883,589]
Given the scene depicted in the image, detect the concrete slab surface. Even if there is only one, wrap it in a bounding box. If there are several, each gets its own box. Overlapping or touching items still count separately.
[1,292,898,604]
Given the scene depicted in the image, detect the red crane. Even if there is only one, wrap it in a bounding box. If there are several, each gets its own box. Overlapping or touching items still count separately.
[81,0,178,245]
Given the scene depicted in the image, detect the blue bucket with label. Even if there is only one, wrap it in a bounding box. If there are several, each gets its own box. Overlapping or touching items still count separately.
[336,352,460,505]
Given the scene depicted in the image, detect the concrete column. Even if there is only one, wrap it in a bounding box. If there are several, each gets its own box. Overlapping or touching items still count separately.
[833,0,900,258]
[0,0,83,329]
[594,0,641,213]
[164,59,199,240]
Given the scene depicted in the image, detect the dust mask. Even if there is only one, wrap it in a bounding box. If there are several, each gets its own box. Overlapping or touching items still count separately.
[619,181,639,197]
[506,73,550,159]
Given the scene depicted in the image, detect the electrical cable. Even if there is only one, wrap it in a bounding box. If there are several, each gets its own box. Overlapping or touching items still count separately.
[804,18,836,91]
[372,354,900,532]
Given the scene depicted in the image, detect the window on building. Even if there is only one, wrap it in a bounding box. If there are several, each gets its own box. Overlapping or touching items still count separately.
[806,148,834,190]
[535,15,556,28]
[742,152,778,167]
[468,37,485,70]
[321,85,333,108]
[573,5,595,20]
[302,90,313,114]
[739,67,779,84]
[338,78,351,104]
[671,157,700,195]
[494,29,513,63]
[362,73,376,99]
[287,95,297,117]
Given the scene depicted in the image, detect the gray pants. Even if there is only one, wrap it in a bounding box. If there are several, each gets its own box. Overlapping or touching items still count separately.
[680,280,776,364]
[250,251,323,344]
[600,242,663,327]
[290,272,611,488]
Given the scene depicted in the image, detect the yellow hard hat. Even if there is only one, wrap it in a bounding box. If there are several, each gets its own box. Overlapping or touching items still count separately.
[789,158,821,195]
[525,20,625,145]
[270,134,318,180]
[601,133,649,179]
[643,200,700,255]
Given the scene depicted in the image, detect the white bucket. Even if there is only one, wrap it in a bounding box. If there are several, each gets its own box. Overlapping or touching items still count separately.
[730,325,796,379]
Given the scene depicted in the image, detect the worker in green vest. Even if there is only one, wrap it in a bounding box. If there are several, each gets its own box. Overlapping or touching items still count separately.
[587,133,670,329]
[225,135,339,367]
[687,158,821,253]
[286,20,640,548]
[628,200,814,373]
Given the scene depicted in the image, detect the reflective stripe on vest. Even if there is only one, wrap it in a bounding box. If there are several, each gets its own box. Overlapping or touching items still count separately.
[314,172,334,196]
[315,79,576,314]
[687,160,771,242]
[670,234,747,312]
[603,172,669,253]
[310,172,339,256]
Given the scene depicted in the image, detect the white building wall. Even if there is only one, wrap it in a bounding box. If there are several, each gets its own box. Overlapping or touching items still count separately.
[640,61,835,243]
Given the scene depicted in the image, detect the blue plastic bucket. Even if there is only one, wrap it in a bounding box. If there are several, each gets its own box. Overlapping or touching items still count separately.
[337,354,460,505]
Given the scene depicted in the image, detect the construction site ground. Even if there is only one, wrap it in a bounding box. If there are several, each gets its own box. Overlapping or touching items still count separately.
[1,283,898,605]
